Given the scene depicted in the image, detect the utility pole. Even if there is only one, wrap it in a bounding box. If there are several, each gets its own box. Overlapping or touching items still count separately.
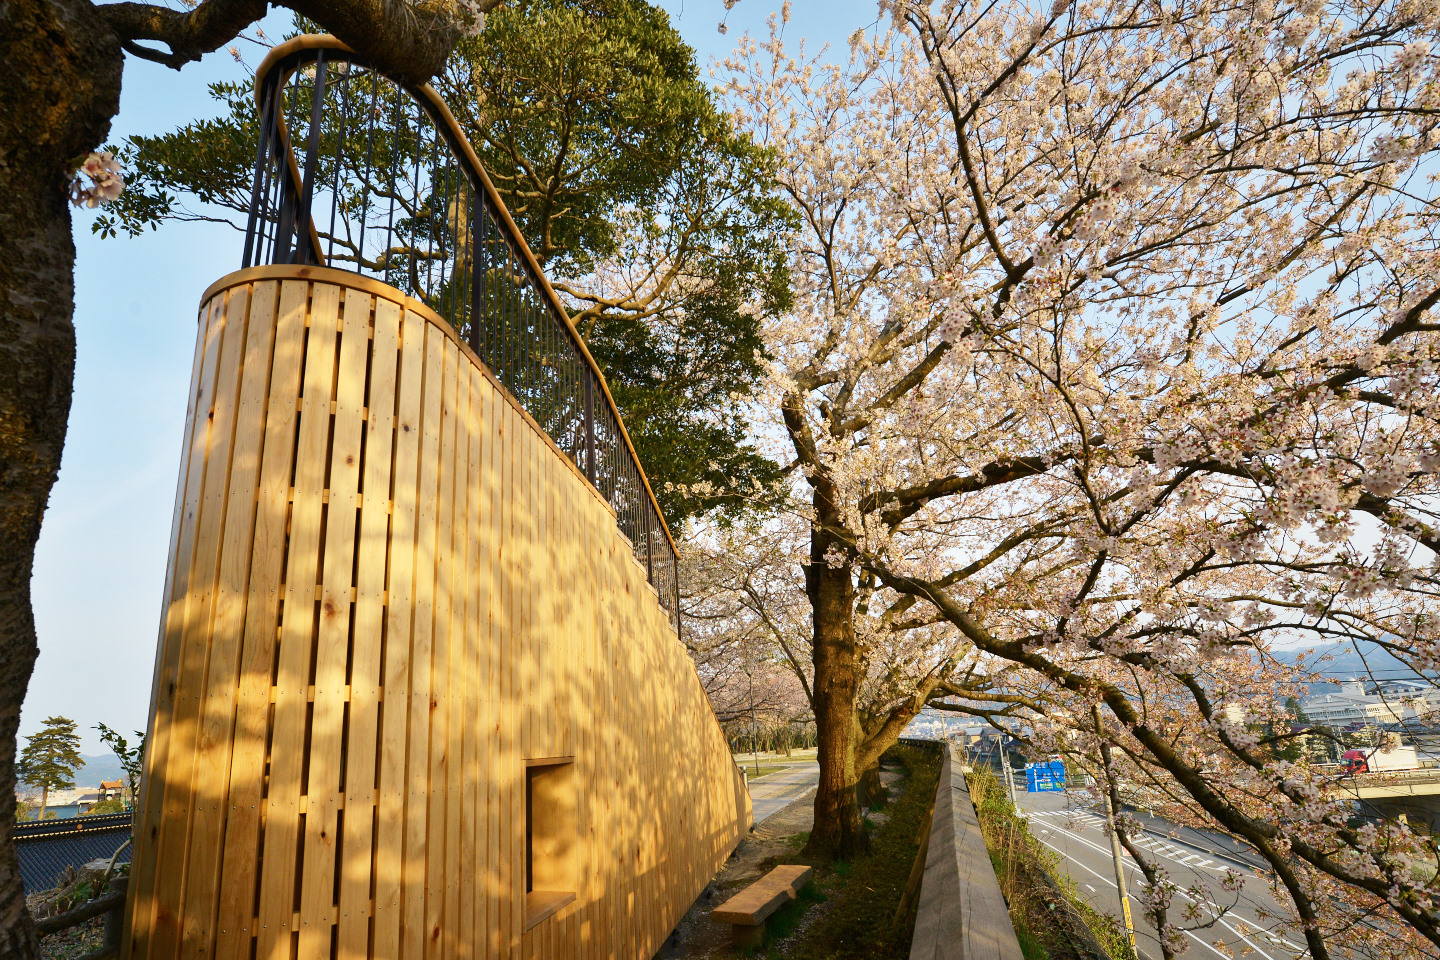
[1003,733,1021,810]
[1092,704,1137,953]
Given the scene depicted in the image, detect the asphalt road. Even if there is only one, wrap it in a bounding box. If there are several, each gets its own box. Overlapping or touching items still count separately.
[1015,787,1308,960]
[747,760,820,824]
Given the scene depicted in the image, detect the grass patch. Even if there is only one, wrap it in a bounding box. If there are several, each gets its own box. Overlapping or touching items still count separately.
[745,765,790,780]
[1017,919,1053,960]
[763,882,828,945]
[768,745,942,959]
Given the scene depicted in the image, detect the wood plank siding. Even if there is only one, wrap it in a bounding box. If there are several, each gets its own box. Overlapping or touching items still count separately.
[124,264,752,960]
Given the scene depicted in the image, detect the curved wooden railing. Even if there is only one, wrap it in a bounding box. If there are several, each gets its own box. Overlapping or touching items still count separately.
[242,36,681,630]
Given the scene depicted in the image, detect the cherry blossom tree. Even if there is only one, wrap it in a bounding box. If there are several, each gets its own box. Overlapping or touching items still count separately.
[711,0,1440,954]
[0,2,497,955]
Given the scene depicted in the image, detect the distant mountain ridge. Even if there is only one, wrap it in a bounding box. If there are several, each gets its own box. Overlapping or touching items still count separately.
[1275,641,1430,690]
[16,753,125,791]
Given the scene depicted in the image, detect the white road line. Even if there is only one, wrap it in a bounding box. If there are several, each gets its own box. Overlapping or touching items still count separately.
[1032,835,1246,960]
[1034,812,1227,874]
[1036,834,1296,960]
[1033,821,1289,960]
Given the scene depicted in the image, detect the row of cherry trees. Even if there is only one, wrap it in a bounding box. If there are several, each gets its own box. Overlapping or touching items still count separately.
[679,0,1440,955]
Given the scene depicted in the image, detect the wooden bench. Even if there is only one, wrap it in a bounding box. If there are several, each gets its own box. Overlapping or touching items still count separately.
[711,864,814,947]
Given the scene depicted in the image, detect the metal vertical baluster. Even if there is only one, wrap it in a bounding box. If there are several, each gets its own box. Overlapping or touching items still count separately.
[327,57,351,268]
[583,370,596,485]
[504,251,515,394]
[273,67,302,264]
[424,123,438,308]
[407,97,424,296]
[241,71,278,269]
[468,179,483,357]
[291,51,329,265]
[355,73,379,280]
[481,203,492,362]
[447,155,459,326]
[673,549,681,637]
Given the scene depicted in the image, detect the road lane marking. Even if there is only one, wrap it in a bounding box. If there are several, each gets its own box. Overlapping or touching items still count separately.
[1032,834,1286,960]
[1031,810,1225,873]
[1033,835,1238,960]
[1029,819,1289,960]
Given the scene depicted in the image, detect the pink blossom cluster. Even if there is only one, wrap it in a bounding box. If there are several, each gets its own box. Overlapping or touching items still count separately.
[69,151,123,208]
[452,0,488,38]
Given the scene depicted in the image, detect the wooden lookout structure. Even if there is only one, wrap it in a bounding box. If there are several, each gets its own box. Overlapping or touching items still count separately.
[124,37,750,960]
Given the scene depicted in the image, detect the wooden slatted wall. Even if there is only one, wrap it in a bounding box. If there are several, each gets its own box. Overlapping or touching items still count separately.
[124,264,752,960]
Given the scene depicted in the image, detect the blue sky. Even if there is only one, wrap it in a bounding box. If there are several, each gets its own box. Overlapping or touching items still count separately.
[23,0,879,755]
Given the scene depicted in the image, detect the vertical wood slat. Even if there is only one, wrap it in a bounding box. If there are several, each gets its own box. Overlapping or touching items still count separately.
[131,292,228,959]
[129,266,751,960]
[482,377,505,960]
[431,337,460,960]
[405,325,444,960]
[211,279,312,960]
[373,306,427,960]
[125,287,214,959]
[155,283,251,960]
[460,367,484,960]
[256,281,342,960]
[298,287,370,958]
[180,282,276,957]
[337,296,401,960]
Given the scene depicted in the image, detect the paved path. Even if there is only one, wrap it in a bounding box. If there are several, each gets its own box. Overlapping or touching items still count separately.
[746,761,820,824]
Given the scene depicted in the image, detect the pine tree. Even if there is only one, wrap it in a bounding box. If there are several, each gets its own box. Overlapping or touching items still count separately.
[17,716,83,821]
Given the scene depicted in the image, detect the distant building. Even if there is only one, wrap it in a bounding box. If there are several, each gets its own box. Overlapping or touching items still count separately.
[99,780,127,801]
[1302,680,1407,727]
[902,708,988,741]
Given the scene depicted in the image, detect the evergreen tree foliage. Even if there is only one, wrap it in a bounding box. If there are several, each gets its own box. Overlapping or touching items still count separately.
[17,716,84,819]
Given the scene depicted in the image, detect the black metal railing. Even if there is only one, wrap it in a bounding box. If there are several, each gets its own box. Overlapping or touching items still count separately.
[242,38,680,632]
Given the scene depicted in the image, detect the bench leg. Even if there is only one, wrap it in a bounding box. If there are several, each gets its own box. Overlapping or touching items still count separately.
[730,922,765,948]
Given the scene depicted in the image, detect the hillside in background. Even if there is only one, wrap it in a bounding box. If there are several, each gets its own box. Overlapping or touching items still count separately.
[1276,640,1431,691]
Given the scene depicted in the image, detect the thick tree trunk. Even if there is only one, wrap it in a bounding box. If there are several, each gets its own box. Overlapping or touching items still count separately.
[1,1,122,955]
[857,760,885,809]
[39,786,50,823]
[802,493,868,859]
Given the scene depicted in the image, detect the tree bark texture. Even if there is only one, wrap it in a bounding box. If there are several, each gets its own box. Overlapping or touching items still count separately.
[1,2,122,956]
[803,492,869,859]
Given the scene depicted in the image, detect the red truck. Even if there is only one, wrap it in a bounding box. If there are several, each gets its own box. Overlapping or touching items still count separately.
[1342,745,1421,774]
